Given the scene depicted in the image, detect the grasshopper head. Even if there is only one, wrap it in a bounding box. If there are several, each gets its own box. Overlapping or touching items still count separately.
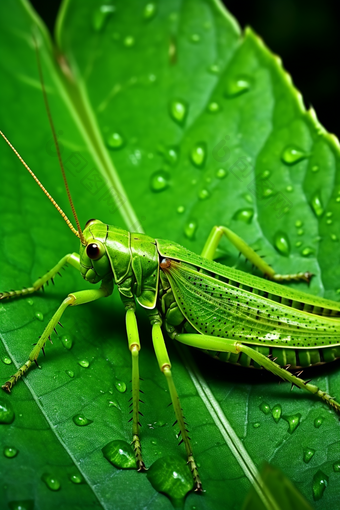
[80,219,111,284]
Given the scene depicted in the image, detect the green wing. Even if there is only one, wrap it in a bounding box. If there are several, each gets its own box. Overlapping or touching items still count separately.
[156,239,340,314]
[161,260,340,349]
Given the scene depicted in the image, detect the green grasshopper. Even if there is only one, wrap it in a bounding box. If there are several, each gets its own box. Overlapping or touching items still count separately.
[1,48,340,495]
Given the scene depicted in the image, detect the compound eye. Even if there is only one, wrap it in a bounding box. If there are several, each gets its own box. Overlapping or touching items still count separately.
[86,242,102,260]
[85,218,97,229]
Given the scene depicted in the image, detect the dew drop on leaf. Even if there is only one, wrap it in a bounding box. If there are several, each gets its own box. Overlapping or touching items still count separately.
[150,170,170,192]
[69,472,84,484]
[311,165,319,172]
[331,234,338,242]
[0,399,15,424]
[310,192,324,217]
[35,312,44,321]
[78,359,90,368]
[177,205,185,214]
[295,220,303,228]
[169,99,188,125]
[65,370,74,378]
[3,446,18,458]
[262,188,273,198]
[253,422,261,428]
[207,101,220,113]
[114,380,127,393]
[224,77,251,97]
[333,462,340,472]
[92,4,115,32]
[2,356,12,365]
[216,168,227,179]
[190,34,201,43]
[314,416,324,428]
[297,229,304,236]
[312,470,328,501]
[301,247,313,257]
[61,335,73,350]
[41,473,61,491]
[8,500,34,510]
[143,2,157,20]
[303,447,315,464]
[198,189,210,200]
[274,231,290,256]
[102,440,137,469]
[72,414,93,427]
[272,404,282,423]
[295,241,302,247]
[184,220,197,240]
[208,63,220,74]
[147,455,194,507]
[259,402,271,415]
[27,298,34,306]
[261,170,270,179]
[106,132,124,149]
[190,142,207,168]
[283,414,301,434]
[123,35,135,47]
[233,208,254,224]
[281,146,308,165]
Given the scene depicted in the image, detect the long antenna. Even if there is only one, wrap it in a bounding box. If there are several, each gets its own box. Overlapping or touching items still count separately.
[33,35,86,246]
[0,130,81,240]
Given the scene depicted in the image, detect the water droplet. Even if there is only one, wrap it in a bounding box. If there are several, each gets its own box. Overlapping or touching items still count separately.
[272,404,282,423]
[147,455,194,506]
[69,472,84,484]
[61,335,73,350]
[72,414,93,427]
[331,234,338,242]
[259,402,271,415]
[198,189,210,200]
[274,231,290,256]
[225,77,251,98]
[281,146,308,165]
[286,185,293,192]
[243,193,253,204]
[295,220,303,228]
[92,4,115,32]
[262,188,274,198]
[297,229,304,236]
[190,142,207,168]
[283,414,301,434]
[333,461,340,472]
[3,446,18,458]
[184,221,197,240]
[35,312,44,321]
[0,399,15,424]
[295,241,302,247]
[303,447,315,464]
[301,247,313,257]
[314,416,324,428]
[158,146,179,165]
[336,197,340,203]
[312,470,328,501]
[106,132,124,149]
[144,2,156,20]
[253,422,261,428]
[233,208,254,224]
[27,298,34,306]
[169,99,188,125]
[190,34,200,43]
[207,101,220,113]
[102,440,137,469]
[115,380,126,393]
[150,170,170,192]
[216,168,227,179]
[108,399,120,410]
[78,359,90,368]
[2,356,12,365]
[177,206,185,214]
[261,170,270,179]
[326,219,333,225]
[41,473,61,491]
[123,35,135,47]
[65,370,74,378]
[312,165,319,172]
[311,192,324,217]
[208,64,220,74]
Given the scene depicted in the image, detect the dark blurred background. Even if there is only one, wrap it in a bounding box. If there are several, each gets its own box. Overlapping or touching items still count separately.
[30,0,340,137]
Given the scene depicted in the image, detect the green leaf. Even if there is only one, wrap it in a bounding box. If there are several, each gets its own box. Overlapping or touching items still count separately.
[1,1,340,509]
